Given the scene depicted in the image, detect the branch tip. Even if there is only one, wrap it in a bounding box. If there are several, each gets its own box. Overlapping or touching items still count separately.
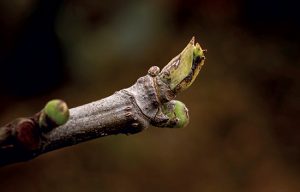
[159,37,206,94]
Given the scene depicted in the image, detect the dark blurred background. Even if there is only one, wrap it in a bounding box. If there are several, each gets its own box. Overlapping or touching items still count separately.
[1,0,300,191]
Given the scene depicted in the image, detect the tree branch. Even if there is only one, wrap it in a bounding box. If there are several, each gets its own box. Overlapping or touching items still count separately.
[0,37,206,166]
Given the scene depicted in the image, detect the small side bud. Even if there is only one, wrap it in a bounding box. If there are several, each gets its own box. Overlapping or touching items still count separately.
[148,66,160,77]
[161,100,189,128]
[15,118,40,150]
[39,99,69,132]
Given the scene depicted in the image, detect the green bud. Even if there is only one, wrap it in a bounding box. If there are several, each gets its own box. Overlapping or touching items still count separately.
[161,100,189,128]
[39,99,69,131]
[159,37,206,93]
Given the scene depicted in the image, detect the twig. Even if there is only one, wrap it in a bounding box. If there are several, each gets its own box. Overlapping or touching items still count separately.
[0,37,206,166]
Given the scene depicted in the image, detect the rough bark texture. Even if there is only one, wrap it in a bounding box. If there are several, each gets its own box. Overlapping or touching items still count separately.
[0,74,174,166]
[42,76,159,153]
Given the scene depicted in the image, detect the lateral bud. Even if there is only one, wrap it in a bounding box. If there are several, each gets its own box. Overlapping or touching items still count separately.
[152,100,189,128]
[39,99,69,132]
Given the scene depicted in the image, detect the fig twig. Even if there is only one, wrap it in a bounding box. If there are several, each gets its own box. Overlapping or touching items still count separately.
[0,37,206,166]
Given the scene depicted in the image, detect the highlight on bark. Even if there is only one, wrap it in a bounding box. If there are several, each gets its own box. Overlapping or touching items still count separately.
[0,126,10,145]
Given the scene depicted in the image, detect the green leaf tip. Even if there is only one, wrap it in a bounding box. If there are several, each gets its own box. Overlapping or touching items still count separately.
[159,36,206,93]
[162,100,189,128]
[39,99,69,130]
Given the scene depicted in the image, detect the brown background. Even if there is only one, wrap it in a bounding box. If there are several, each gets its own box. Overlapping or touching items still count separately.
[0,0,300,191]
